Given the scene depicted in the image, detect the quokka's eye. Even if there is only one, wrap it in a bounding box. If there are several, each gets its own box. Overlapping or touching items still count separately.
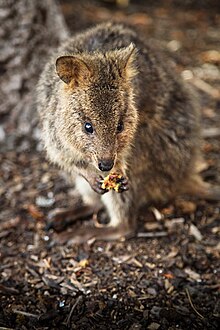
[84,122,94,134]
[117,121,124,133]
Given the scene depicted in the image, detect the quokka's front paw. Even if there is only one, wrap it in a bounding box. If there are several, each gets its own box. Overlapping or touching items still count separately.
[92,176,108,195]
[116,176,129,193]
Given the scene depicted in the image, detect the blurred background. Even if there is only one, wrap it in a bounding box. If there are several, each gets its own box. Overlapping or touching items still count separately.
[0,1,220,329]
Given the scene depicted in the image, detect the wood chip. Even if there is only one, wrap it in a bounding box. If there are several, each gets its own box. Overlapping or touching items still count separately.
[200,50,220,63]
[27,204,44,219]
[202,127,220,138]
[0,217,20,231]
[78,259,89,268]
[148,322,160,330]
[144,222,162,231]
[185,268,201,281]
[150,207,164,221]
[112,255,132,264]
[129,257,143,268]
[189,224,203,241]
[190,77,220,99]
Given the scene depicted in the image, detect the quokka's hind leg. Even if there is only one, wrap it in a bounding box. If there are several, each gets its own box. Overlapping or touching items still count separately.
[47,204,95,232]
[52,189,137,244]
[49,178,136,243]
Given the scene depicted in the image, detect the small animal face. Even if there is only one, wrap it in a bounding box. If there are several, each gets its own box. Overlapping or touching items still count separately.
[55,45,138,172]
[58,79,137,173]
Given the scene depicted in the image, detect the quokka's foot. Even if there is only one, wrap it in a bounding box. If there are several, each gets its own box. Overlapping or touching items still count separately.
[46,205,95,232]
[53,223,135,245]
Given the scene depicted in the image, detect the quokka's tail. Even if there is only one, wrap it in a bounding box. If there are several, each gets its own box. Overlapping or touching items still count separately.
[182,174,220,201]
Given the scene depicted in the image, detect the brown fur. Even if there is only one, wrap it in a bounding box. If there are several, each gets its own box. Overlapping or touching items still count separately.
[37,22,219,238]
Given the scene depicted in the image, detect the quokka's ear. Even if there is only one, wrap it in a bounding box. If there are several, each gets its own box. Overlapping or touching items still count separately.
[56,56,91,85]
[117,43,138,80]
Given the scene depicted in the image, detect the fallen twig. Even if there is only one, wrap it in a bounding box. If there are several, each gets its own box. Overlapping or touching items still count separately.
[12,310,39,319]
[0,217,20,232]
[202,127,220,138]
[65,296,82,326]
[137,231,168,238]
[0,284,19,295]
[185,288,204,319]
[190,78,220,99]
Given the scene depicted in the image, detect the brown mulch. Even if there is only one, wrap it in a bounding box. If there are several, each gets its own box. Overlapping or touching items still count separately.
[0,1,219,329]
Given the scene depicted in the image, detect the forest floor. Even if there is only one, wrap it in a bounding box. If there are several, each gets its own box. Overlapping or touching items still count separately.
[0,1,220,329]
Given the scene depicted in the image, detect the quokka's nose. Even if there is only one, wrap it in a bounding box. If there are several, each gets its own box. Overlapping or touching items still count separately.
[98,159,114,172]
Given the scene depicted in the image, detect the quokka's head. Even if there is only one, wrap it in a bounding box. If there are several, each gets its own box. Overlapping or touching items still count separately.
[55,43,138,173]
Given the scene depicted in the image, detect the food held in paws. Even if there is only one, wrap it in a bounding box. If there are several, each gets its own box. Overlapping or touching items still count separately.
[101,173,123,192]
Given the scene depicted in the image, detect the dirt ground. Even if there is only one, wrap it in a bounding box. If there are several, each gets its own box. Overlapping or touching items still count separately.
[0,1,220,329]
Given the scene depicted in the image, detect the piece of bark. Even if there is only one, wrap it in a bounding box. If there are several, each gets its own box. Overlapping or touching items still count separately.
[0,0,69,138]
